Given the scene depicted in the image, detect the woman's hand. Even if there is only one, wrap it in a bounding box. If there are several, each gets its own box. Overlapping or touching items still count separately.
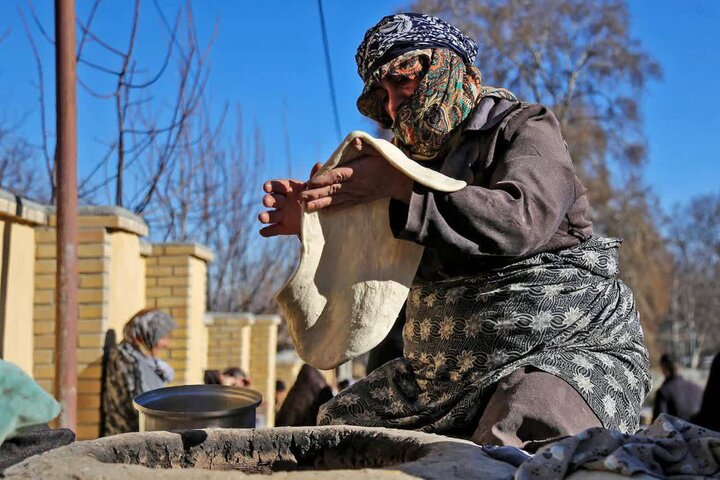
[300,138,412,212]
[258,163,322,237]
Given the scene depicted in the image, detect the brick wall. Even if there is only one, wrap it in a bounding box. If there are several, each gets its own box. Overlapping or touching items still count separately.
[206,312,254,374]
[33,207,148,439]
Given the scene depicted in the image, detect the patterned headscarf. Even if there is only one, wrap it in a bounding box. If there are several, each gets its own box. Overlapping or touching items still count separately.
[122,309,176,352]
[356,14,516,160]
[355,13,478,83]
[358,48,516,159]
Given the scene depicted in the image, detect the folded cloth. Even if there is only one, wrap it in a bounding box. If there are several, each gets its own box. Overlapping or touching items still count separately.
[516,414,720,479]
[480,445,532,467]
[0,361,61,445]
[0,424,75,471]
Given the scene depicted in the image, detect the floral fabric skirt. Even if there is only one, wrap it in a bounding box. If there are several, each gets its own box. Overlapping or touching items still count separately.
[318,237,650,434]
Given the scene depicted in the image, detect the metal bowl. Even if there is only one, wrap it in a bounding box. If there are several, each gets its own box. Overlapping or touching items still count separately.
[133,384,262,432]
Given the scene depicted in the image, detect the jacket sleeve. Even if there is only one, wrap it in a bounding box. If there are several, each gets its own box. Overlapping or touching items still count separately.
[389,108,577,257]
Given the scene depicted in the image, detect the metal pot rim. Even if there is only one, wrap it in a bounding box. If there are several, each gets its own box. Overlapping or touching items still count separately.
[133,384,262,419]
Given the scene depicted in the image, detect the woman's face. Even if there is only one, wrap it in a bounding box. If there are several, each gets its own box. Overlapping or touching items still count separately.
[379,75,421,122]
[155,335,171,351]
[221,375,250,387]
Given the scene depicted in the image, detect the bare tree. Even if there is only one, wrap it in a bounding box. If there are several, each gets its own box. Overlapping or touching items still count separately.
[20,0,213,211]
[0,115,48,202]
[142,104,297,315]
[663,193,720,366]
[0,24,46,201]
[15,7,55,202]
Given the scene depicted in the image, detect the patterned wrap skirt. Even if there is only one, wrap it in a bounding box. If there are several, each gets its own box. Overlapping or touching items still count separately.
[318,236,651,434]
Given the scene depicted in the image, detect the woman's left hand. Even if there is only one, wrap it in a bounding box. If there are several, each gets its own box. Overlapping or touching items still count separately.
[300,138,413,212]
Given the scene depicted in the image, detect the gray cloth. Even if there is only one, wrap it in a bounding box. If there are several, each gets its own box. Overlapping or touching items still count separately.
[319,236,650,435]
[515,414,720,479]
[153,357,175,386]
[653,375,704,422]
[0,424,74,472]
[390,100,593,280]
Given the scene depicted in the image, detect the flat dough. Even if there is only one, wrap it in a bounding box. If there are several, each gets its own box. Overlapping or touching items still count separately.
[275,131,466,369]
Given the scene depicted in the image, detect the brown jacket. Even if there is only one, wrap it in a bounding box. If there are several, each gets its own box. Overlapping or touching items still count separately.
[389,98,593,279]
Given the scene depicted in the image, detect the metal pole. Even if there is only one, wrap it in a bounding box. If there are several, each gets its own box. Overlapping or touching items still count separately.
[54,0,78,431]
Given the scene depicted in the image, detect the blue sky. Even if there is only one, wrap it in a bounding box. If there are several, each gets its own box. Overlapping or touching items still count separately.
[0,0,718,211]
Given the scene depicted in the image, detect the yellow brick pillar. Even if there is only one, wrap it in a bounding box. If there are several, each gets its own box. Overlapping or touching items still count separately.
[249,314,280,427]
[145,243,213,385]
[0,191,47,376]
[205,312,254,374]
[33,206,148,439]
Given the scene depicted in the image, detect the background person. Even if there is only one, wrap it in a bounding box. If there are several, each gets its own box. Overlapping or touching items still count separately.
[652,353,703,421]
[222,367,250,387]
[275,380,287,413]
[204,367,251,387]
[102,309,176,436]
[275,364,333,427]
[692,352,720,431]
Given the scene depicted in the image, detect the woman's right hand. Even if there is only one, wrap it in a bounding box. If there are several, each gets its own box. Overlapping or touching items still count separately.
[258,163,323,237]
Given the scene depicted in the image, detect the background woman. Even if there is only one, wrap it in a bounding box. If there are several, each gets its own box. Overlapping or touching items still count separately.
[102,308,176,436]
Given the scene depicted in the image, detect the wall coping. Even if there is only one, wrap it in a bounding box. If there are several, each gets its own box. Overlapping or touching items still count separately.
[204,312,255,326]
[46,205,149,237]
[150,243,214,263]
[0,189,48,226]
[0,190,215,262]
[151,242,215,263]
[138,241,152,257]
[0,191,151,235]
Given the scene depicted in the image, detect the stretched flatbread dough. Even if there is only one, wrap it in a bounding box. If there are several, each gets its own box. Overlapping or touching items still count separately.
[275,131,466,369]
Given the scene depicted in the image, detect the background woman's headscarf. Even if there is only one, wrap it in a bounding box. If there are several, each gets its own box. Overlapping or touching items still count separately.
[122,309,176,352]
[356,13,516,160]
